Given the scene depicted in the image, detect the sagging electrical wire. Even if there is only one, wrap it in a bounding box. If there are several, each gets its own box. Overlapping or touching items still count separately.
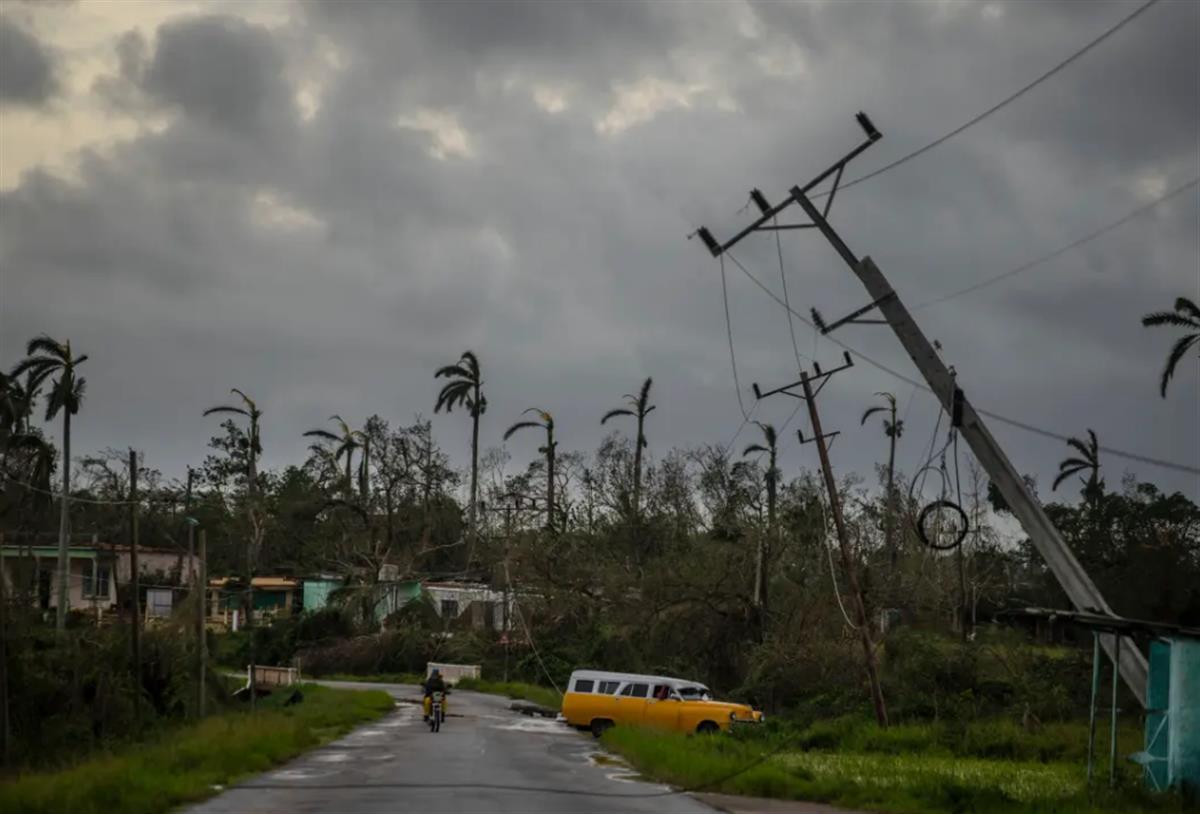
[719,249,1199,476]
[719,254,752,421]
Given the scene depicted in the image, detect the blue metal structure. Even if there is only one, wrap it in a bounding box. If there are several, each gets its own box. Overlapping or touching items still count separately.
[1008,607,1198,795]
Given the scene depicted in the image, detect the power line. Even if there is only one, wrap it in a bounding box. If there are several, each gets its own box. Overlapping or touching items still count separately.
[719,254,752,420]
[774,216,809,369]
[721,249,1200,476]
[912,175,1200,310]
[819,0,1164,198]
[3,474,142,506]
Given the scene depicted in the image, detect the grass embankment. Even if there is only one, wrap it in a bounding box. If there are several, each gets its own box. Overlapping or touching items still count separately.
[603,716,1189,814]
[454,677,561,710]
[321,672,426,685]
[0,684,394,814]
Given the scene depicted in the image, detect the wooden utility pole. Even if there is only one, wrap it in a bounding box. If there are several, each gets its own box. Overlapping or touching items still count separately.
[198,529,207,718]
[799,371,889,728]
[0,532,10,765]
[693,112,1147,706]
[128,449,141,712]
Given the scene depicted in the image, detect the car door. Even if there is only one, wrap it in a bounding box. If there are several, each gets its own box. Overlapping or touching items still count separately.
[613,682,650,725]
[643,684,682,731]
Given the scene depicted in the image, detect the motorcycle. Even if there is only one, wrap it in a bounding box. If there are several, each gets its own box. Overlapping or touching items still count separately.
[428,690,447,733]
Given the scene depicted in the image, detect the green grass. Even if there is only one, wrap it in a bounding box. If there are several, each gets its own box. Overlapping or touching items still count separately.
[454,677,562,710]
[603,721,1189,814]
[0,685,394,814]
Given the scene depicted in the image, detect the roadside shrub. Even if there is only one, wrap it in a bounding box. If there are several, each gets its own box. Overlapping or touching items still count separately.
[5,622,207,769]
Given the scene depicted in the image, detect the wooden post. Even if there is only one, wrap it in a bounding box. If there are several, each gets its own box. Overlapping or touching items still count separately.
[800,371,888,728]
[0,532,10,765]
[198,529,207,718]
[128,449,141,718]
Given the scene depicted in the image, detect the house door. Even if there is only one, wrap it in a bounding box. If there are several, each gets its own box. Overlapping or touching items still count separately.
[37,566,51,610]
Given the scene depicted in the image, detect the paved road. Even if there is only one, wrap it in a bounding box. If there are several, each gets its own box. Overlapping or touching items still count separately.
[186,679,717,814]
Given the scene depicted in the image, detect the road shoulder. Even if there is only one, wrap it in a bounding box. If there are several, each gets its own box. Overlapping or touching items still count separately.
[694,792,872,814]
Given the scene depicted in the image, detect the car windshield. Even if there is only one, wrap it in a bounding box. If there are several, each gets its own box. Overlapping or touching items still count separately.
[677,685,712,700]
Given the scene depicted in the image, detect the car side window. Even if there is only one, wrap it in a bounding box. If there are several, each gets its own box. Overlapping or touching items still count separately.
[651,684,670,700]
[574,679,594,693]
[619,683,634,696]
[599,680,620,694]
[630,683,649,698]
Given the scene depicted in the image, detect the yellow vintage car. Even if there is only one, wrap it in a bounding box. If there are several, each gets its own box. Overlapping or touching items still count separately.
[561,669,762,736]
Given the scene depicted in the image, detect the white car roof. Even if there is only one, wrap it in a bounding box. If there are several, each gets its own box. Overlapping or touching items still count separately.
[568,669,709,691]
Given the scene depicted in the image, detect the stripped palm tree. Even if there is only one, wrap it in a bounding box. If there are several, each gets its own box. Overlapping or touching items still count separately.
[1141,297,1200,397]
[435,351,486,558]
[742,422,778,615]
[1052,429,1103,504]
[861,392,903,569]
[203,388,264,698]
[11,336,88,632]
[304,415,362,499]
[600,377,655,522]
[504,409,556,532]
[202,389,262,496]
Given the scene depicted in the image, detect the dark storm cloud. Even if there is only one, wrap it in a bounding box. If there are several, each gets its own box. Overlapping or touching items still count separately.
[1,1,1196,499]
[140,15,296,136]
[0,16,56,106]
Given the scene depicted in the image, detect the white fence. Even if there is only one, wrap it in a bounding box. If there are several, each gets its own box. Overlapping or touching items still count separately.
[426,662,480,685]
[250,665,300,687]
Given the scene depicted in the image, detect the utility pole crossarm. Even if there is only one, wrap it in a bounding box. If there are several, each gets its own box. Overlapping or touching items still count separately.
[789,188,1147,706]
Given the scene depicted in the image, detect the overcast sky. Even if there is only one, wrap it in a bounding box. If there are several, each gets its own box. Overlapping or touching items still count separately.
[2,0,1197,504]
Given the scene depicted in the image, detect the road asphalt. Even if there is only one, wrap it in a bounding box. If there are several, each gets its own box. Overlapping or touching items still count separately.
[184,679,719,814]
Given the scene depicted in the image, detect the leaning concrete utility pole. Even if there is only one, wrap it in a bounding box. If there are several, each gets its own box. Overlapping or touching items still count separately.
[693,113,1148,706]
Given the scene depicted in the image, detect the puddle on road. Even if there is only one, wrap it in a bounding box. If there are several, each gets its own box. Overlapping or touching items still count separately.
[587,751,661,787]
[493,717,570,735]
[588,752,624,767]
[271,768,335,782]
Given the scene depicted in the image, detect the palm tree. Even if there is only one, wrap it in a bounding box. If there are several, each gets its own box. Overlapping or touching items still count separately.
[435,351,486,557]
[742,422,778,615]
[0,371,53,501]
[504,409,556,532]
[11,335,88,632]
[861,392,903,569]
[203,388,263,673]
[1052,429,1103,503]
[1141,297,1200,397]
[600,377,655,522]
[202,389,262,496]
[304,415,362,499]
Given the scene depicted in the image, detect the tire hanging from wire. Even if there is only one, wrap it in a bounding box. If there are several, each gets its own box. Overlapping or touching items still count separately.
[908,406,969,552]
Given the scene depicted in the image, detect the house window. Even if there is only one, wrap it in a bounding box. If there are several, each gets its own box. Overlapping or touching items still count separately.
[573,679,595,693]
[440,599,459,618]
[147,589,173,618]
[85,565,111,598]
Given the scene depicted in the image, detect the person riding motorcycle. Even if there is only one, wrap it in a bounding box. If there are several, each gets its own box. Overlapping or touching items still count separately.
[422,669,448,721]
